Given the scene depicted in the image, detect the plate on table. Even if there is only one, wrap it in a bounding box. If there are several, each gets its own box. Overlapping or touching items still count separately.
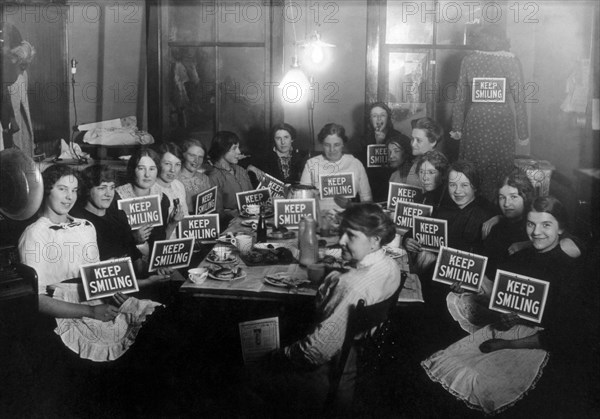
[240,209,274,218]
[208,268,246,282]
[264,273,310,288]
[383,246,406,259]
[206,252,237,265]
[240,219,258,228]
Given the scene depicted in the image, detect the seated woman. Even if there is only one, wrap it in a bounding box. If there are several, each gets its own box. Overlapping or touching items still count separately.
[155,142,189,238]
[245,123,308,185]
[387,134,414,187]
[71,165,172,295]
[413,150,451,210]
[363,102,411,202]
[18,165,161,362]
[300,123,372,212]
[206,131,253,222]
[177,138,213,213]
[404,117,444,187]
[421,196,582,415]
[115,147,178,260]
[246,203,401,414]
[404,160,496,274]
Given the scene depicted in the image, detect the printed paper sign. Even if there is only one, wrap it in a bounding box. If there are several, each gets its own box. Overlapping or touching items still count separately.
[80,257,138,300]
[387,182,423,211]
[319,172,356,199]
[179,214,220,242]
[413,215,447,253]
[239,317,280,364]
[258,173,286,198]
[367,144,388,168]
[149,237,194,272]
[394,202,433,233]
[432,247,488,292]
[195,186,217,214]
[489,270,550,324]
[472,77,506,103]
[236,188,272,214]
[117,195,163,230]
[273,198,317,229]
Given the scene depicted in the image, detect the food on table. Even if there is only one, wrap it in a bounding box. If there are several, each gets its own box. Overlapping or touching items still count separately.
[242,246,295,265]
[208,265,241,280]
[264,273,310,288]
[270,225,295,239]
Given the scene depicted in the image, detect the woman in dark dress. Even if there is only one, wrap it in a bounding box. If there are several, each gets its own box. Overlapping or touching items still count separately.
[246,123,308,185]
[422,196,583,415]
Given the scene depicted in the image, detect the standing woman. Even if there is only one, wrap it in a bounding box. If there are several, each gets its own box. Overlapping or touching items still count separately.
[404,117,444,187]
[206,131,253,220]
[246,123,308,185]
[300,123,372,212]
[155,142,189,238]
[115,147,176,260]
[178,138,213,213]
[450,24,529,202]
[18,165,160,362]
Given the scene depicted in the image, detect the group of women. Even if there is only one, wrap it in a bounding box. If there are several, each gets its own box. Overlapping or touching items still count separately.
[15,109,587,416]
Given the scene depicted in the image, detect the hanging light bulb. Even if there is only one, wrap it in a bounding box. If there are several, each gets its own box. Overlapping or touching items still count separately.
[279,55,310,104]
[311,44,324,64]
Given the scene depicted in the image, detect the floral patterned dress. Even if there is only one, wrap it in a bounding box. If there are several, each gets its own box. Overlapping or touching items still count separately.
[452,50,529,202]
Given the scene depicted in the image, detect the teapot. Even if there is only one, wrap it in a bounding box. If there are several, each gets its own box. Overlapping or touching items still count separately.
[287,183,321,225]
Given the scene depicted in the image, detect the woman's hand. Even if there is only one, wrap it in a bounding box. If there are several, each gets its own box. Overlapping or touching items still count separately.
[450,131,462,140]
[111,292,129,308]
[169,204,184,224]
[333,196,352,209]
[247,165,265,182]
[404,238,422,253]
[507,240,531,255]
[374,129,386,143]
[479,338,510,353]
[482,215,502,239]
[449,281,467,294]
[133,224,153,244]
[92,304,119,322]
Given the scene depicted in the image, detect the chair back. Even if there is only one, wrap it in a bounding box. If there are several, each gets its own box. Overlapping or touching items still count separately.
[324,272,405,409]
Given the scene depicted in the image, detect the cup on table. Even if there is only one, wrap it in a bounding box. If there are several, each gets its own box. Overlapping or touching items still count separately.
[213,245,233,260]
[234,233,254,256]
[246,204,261,216]
[307,263,326,284]
[188,267,208,284]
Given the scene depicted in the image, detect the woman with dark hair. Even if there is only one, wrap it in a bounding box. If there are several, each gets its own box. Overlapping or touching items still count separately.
[18,165,161,362]
[207,131,253,219]
[245,123,308,185]
[177,138,213,212]
[387,135,414,186]
[247,203,401,414]
[300,123,372,211]
[155,142,188,238]
[363,102,412,201]
[115,147,174,259]
[422,196,583,415]
[450,24,529,202]
[405,117,444,187]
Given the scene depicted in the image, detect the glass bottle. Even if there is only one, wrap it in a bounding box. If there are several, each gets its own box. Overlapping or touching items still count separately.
[257,208,267,243]
[298,214,318,266]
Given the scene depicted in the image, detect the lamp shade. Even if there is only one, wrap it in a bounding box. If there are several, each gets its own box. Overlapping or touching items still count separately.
[279,56,310,104]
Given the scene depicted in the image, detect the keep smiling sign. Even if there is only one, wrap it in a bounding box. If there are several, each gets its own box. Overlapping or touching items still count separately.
[236,188,271,214]
[489,270,549,324]
[387,182,423,211]
[367,145,388,168]
[80,257,138,300]
[118,195,163,230]
[319,173,356,199]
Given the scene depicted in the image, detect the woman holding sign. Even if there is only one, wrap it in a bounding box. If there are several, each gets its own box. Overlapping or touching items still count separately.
[300,123,372,212]
[115,147,176,260]
[18,165,161,362]
[207,131,253,221]
[422,196,584,415]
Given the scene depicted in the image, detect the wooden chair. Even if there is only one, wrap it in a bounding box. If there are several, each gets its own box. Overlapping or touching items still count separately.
[324,272,407,410]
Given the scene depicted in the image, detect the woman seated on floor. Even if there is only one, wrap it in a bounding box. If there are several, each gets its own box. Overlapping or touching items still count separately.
[18,164,161,362]
[245,203,401,415]
[421,196,584,415]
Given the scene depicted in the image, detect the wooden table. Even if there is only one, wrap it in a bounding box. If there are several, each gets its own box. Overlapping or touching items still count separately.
[179,216,424,304]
